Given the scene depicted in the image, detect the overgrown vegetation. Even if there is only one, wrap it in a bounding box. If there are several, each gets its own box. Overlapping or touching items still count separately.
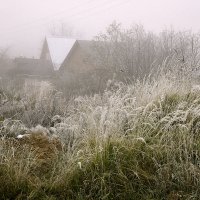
[1,68,200,199]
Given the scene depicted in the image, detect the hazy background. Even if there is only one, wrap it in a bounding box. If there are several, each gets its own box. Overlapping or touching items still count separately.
[0,0,200,58]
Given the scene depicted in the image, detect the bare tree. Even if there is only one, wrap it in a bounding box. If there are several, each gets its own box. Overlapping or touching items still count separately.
[93,22,158,80]
[0,47,13,77]
[93,22,200,81]
[49,21,82,38]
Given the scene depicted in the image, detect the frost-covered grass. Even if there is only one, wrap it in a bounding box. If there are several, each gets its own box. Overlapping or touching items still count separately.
[1,74,200,199]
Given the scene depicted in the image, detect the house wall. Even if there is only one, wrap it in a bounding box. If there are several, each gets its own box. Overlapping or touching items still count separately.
[11,58,54,78]
[61,43,94,74]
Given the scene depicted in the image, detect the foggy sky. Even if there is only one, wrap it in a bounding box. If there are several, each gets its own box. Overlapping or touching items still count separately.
[0,0,200,58]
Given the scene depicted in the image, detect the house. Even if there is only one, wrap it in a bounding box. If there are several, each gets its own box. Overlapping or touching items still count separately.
[11,57,54,78]
[40,37,113,92]
[40,37,107,74]
[40,37,77,71]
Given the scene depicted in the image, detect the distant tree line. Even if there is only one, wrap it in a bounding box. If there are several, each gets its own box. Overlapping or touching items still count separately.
[90,22,199,81]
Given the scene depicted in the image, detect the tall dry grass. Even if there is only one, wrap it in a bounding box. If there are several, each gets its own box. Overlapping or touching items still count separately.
[1,67,200,199]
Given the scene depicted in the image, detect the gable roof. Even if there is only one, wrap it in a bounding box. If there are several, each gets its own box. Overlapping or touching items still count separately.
[46,37,76,70]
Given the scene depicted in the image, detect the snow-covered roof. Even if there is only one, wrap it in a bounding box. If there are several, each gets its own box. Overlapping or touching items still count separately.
[46,37,76,71]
